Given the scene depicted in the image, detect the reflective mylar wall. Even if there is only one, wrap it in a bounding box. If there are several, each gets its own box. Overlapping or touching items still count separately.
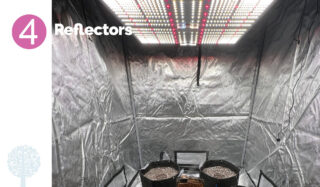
[128,46,258,167]
[52,0,320,186]
[52,1,140,186]
[244,0,320,186]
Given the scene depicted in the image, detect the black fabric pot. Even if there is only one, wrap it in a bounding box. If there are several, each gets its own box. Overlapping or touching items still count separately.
[200,160,240,187]
[140,160,179,187]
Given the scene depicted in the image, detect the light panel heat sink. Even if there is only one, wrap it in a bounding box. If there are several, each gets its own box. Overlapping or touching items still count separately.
[103,0,274,45]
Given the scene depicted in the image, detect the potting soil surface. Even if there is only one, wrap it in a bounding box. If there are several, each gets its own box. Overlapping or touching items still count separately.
[144,167,178,181]
[202,166,236,179]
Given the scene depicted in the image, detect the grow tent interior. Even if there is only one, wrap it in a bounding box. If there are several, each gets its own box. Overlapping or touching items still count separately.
[52,0,320,186]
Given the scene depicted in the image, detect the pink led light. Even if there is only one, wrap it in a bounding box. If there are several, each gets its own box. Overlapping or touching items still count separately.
[113,0,147,41]
[198,1,211,45]
[228,1,260,43]
[215,1,241,45]
[104,0,273,45]
[164,0,179,45]
[134,0,160,44]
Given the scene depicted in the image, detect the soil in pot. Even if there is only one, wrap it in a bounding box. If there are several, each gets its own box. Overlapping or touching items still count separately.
[144,167,178,181]
[202,166,236,179]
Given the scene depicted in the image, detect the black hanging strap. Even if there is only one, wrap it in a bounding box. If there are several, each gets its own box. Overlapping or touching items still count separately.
[197,46,202,86]
[104,166,127,187]
[257,170,278,187]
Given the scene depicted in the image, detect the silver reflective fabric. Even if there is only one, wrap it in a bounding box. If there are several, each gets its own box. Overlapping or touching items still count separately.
[52,9,140,187]
[129,47,257,167]
[52,0,320,186]
[245,0,320,186]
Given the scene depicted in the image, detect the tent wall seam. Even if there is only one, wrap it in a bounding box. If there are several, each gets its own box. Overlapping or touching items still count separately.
[136,115,249,119]
[240,26,267,168]
[122,36,143,169]
[52,117,66,187]
[241,1,312,185]
[281,2,309,184]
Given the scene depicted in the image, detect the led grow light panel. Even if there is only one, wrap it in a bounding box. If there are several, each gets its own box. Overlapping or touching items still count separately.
[103,0,274,45]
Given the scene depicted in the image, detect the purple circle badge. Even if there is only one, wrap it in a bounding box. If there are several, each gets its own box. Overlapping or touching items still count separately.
[12,14,46,49]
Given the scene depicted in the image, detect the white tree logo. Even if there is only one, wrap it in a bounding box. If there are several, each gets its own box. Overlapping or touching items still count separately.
[7,145,40,187]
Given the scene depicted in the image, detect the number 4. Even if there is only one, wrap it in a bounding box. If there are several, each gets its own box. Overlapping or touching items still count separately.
[19,19,38,45]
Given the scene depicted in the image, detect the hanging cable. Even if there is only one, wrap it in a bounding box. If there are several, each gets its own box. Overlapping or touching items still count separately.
[197,46,202,86]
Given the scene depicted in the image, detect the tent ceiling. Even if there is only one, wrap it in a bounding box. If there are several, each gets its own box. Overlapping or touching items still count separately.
[103,0,274,46]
